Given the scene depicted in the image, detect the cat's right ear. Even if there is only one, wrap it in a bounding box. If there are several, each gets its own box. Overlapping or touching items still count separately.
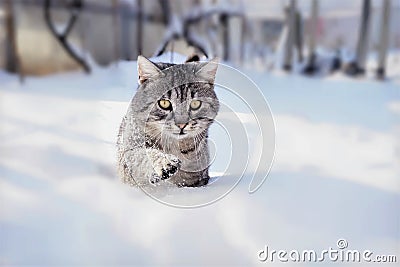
[185,54,200,63]
[137,55,163,84]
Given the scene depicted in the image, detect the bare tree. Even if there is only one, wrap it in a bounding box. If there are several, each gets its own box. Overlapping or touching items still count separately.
[44,0,91,73]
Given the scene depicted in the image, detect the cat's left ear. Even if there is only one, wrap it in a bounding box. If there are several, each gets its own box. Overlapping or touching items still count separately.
[137,55,163,84]
[195,57,219,83]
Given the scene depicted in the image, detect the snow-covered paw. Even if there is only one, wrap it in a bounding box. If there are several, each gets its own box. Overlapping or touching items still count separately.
[150,154,181,184]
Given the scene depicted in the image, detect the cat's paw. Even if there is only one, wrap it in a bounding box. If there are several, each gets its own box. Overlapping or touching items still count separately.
[150,154,181,184]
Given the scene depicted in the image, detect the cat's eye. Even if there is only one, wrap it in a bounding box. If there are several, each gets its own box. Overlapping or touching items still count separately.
[158,99,171,110]
[190,100,202,110]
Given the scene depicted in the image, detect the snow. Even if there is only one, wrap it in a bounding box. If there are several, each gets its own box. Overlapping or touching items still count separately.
[0,54,399,265]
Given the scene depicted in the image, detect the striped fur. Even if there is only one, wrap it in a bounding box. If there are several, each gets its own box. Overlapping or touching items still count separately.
[117,56,219,188]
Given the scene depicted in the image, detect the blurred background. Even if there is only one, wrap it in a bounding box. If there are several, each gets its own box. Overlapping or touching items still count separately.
[0,0,399,266]
[1,0,399,77]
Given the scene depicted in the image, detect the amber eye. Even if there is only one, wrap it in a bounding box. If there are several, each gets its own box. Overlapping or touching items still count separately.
[158,99,171,110]
[190,100,202,110]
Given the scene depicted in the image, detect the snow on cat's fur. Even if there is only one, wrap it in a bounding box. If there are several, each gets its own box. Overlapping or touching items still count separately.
[117,55,219,187]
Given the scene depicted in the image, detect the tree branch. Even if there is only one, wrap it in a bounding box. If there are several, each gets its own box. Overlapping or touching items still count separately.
[44,0,90,73]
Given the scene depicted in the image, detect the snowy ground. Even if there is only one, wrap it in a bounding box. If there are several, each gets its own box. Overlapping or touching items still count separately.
[0,55,399,266]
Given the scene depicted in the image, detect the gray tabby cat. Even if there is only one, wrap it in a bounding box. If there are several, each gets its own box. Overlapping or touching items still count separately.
[117,55,219,187]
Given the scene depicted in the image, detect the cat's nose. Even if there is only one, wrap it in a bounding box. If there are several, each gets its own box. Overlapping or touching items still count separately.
[176,123,187,130]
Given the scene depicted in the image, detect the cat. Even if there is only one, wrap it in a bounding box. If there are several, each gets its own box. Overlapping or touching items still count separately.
[117,55,219,188]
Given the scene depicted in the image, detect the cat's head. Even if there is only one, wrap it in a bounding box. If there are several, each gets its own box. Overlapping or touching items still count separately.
[137,55,219,139]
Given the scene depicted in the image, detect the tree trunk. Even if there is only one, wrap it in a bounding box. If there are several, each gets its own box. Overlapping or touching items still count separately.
[377,0,391,79]
[220,13,229,61]
[112,0,120,62]
[355,0,371,73]
[283,0,296,71]
[4,0,22,80]
[308,0,318,59]
[239,17,246,65]
[294,12,303,62]
[136,0,143,57]
[303,0,318,74]
[121,5,131,60]
[344,0,371,76]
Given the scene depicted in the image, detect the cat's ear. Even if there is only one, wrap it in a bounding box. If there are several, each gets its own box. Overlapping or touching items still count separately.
[195,57,219,83]
[137,55,163,84]
[185,54,200,63]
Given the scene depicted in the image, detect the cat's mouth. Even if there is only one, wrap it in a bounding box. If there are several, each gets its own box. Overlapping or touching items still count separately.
[164,126,198,138]
[170,129,193,138]
[172,127,189,136]
[173,131,187,136]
